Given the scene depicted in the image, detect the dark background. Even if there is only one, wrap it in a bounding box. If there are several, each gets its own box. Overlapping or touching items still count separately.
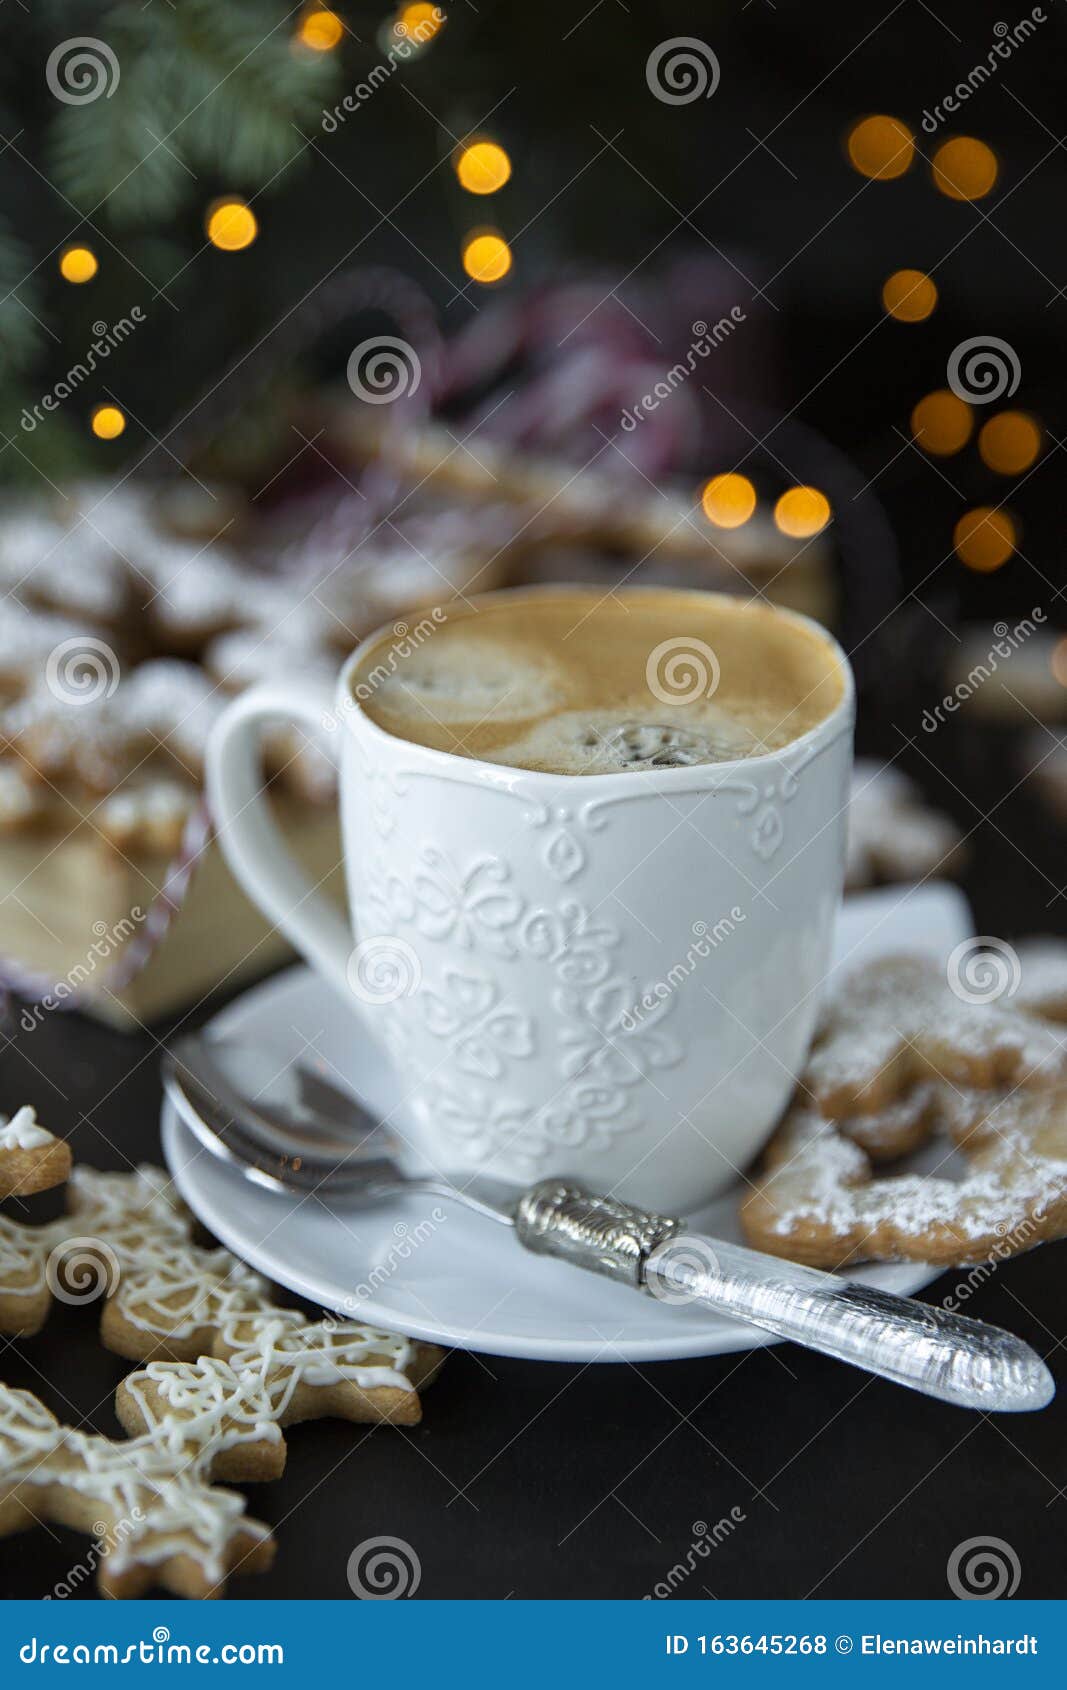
[1,0,1066,1599]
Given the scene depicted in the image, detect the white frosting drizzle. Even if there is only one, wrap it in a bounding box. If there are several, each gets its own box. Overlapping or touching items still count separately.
[0,1107,52,1152]
[0,1164,426,1587]
[0,1371,273,1581]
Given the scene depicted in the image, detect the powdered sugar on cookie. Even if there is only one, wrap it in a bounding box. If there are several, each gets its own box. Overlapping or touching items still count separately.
[742,1086,1067,1267]
[803,955,1067,1115]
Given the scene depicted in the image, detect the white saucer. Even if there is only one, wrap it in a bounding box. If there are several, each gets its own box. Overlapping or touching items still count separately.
[162,881,971,1363]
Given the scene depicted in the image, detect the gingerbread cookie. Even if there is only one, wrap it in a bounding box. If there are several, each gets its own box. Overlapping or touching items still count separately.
[0,1163,443,1415]
[0,1371,275,1598]
[0,762,50,834]
[0,1158,444,1595]
[835,1083,944,1162]
[1,1289,443,1602]
[0,507,133,627]
[0,1108,70,1200]
[6,659,221,793]
[741,1084,1067,1268]
[95,774,201,855]
[801,955,1067,1117]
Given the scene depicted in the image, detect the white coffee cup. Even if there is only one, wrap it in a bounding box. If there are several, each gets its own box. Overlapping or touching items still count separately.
[206,587,854,1212]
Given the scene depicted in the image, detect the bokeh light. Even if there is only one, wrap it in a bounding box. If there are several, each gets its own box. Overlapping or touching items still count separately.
[456,140,512,195]
[700,474,757,529]
[932,137,998,201]
[59,245,98,284]
[205,198,258,252]
[462,231,512,284]
[954,506,1016,572]
[978,411,1042,476]
[1051,637,1067,689]
[297,8,344,51]
[397,3,444,42]
[846,115,914,180]
[910,389,974,456]
[774,486,831,538]
[91,404,126,441]
[881,268,938,323]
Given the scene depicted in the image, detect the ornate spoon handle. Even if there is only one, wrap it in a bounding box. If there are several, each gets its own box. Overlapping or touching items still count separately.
[514,1180,1054,1413]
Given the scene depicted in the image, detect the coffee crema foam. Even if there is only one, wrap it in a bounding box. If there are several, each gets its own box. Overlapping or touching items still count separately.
[354,589,845,775]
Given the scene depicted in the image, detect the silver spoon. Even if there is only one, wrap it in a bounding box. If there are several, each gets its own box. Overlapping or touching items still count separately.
[161,1033,1055,1414]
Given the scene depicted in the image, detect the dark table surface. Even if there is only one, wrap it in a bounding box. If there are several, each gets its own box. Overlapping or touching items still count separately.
[2,802,1065,1603]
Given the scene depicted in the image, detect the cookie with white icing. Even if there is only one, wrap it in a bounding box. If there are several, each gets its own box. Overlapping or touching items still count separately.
[0,1296,443,1600]
[0,1164,443,1418]
[0,1107,70,1202]
[0,1373,275,1598]
[0,1162,444,1596]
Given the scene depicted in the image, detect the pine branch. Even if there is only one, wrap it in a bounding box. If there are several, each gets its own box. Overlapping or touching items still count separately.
[0,219,44,381]
[49,0,342,225]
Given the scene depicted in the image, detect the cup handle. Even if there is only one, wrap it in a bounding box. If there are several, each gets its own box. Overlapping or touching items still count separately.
[205,681,353,1002]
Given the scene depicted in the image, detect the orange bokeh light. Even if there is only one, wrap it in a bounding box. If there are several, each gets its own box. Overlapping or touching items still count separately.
[932,136,998,201]
[882,268,938,323]
[298,8,344,51]
[205,198,258,252]
[91,404,126,440]
[954,506,1016,572]
[462,231,512,284]
[774,486,831,539]
[910,390,974,456]
[978,411,1042,476]
[846,115,915,180]
[59,245,98,284]
[456,140,512,195]
[700,474,757,529]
